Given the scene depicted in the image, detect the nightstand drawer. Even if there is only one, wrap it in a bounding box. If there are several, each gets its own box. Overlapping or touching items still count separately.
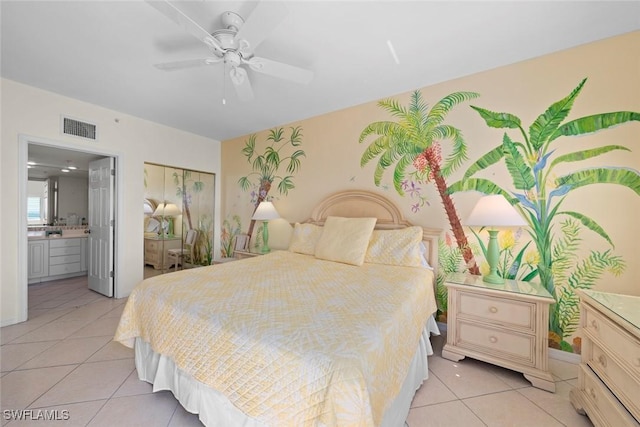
[577,364,638,427]
[458,291,535,332]
[457,320,535,366]
[584,306,640,382]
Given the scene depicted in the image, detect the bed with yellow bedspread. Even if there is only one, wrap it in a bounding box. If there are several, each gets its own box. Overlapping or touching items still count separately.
[115,249,436,426]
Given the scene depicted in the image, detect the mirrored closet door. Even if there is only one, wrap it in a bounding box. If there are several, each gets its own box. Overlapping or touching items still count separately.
[144,162,215,276]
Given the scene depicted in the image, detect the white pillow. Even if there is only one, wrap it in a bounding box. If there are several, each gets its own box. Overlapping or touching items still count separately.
[365,226,425,267]
[288,223,323,255]
[314,216,377,266]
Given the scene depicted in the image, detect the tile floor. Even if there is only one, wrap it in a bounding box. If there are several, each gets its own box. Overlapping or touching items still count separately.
[1,277,594,426]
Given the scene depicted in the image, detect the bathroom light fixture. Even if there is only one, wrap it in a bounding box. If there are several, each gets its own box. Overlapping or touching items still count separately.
[61,168,70,173]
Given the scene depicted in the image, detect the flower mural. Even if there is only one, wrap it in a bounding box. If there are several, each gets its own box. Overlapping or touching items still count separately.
[449,78,640,351]
[359,90,481,275]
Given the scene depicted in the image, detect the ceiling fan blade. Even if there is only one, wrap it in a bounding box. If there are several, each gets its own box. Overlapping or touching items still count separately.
[153,58,222,71]
[229,67,254,102]
[146,0,224,54]
[247,57,314,85]
[234,1,288,51]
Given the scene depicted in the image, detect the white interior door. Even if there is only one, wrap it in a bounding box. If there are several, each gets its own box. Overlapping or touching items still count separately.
[88,157,114,297]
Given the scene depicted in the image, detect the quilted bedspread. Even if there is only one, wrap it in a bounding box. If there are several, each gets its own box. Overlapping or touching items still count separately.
[114,250,436,426]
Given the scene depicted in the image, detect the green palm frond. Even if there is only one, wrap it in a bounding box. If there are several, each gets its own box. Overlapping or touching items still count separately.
[393,155,414,194]
[551,219,581,285]
[529,78,586,150]
[267,127,284,142]
[462,145,505,180]
[557,211,613,247]
[359,121,405,144]
[549,111,640,142]
[430,125,468,177]
[378,98,409,119]
[242,134,257,160]
[470,105,523,130]
[428,92,480,127]
[549,145,630,171]
[361,135,392,166]
[556,167,640,196]
[447,178,511,200]
[502,133,535,190]
[289,126,303,146]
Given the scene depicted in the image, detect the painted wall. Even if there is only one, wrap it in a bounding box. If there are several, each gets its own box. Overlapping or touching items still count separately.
[1,78,222,326]
[222,33,640,351]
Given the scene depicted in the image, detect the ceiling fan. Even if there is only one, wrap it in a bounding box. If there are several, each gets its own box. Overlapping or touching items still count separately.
[146,0,314,102]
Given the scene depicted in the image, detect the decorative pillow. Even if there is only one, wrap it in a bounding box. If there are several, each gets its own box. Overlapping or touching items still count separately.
[365,226,425,267]
[288,223,323,255]
[314,216,377,266]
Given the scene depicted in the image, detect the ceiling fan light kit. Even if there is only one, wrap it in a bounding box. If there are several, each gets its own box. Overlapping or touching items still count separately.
[147,0,313,102]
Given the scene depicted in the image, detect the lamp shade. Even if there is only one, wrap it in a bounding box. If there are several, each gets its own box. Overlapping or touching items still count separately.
[252,202,280,221]
[465,195,526,227]
[153,202,181,217]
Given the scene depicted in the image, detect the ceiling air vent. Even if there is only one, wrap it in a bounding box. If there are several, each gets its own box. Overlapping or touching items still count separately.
[62,116,97,141]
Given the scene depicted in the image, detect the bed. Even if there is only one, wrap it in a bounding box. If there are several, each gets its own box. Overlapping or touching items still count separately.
[115,190,441,426]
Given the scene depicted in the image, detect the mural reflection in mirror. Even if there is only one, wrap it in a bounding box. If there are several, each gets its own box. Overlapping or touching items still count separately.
[144,162,215,277]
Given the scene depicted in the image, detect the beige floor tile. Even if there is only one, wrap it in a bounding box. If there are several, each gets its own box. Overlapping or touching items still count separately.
[549,358,579,381]
[464,389,564,426]
[86,340,134,363]
[112,370,153,398]
[407,400,485,427]
[518,380,594,426]
[10,319,89,344]
[101,304,126,319]
[168,403,204,426]
[19,336,111,370]
[428,356,512,399]
[411,372,457,407]
[0,365,76,410]
[6,400,107,426]
[1,341,57,372]
[68,317,120,338]
[31,359,134,408]
[87,392,178,427]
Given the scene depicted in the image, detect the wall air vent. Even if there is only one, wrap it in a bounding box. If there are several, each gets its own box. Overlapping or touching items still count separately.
[62,116,97,141]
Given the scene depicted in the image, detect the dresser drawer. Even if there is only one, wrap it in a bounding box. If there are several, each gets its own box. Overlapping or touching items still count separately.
[585,339,640,422]
[49,254,81,265]
[50,246,82,257]
[457,291,535,332]
[49,262,81,276]
[457,320,535,366]
[49,238,81,248]
[584,306,640,382]
[577,364,638,427]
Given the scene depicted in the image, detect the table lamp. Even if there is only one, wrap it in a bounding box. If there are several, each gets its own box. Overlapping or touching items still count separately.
[465,194,526,284]
[252,201,280,253]
[153,202,181,237]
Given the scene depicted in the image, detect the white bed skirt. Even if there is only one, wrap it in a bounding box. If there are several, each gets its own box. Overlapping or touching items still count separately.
[134,316,440,427]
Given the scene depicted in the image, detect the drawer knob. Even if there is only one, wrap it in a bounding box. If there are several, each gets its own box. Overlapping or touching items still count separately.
[598,354,607,368]
[489,306,498,314]
[489,336,498,344]
[587,388,596,400]
[590,319,599,331]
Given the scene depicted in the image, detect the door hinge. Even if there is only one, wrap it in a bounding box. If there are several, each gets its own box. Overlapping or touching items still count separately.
[110,219,115,226]
[109,271,114,278]
[111,169,115,176]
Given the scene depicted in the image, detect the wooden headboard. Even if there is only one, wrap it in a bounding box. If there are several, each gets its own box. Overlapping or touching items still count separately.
[305,190,441,274]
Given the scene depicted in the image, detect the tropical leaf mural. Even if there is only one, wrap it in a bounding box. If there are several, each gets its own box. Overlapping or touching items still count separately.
[449,78,640,350]
[239,126,305,236]
[360,90,481,275]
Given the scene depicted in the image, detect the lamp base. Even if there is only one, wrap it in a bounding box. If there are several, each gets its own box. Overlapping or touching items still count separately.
[260,221,271,254]
[483,272,505,284]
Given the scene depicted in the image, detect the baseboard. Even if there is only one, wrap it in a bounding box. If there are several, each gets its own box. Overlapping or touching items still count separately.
[436,321,580,364]
[549,347,581,364]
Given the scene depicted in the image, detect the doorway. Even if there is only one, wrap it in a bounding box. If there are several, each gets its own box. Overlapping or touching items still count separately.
[19,135,120,321]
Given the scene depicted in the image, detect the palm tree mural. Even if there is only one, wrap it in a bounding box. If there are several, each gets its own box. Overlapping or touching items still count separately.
[360,90,481,275]
[449,78,640,347]
[239,126,305,236]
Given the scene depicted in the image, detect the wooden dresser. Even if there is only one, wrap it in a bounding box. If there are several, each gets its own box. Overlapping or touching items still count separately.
[570,290,640,426]
[144,236,182,270]
[442,273,555,392]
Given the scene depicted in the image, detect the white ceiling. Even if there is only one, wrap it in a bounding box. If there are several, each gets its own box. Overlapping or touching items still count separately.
[2,1,639,144]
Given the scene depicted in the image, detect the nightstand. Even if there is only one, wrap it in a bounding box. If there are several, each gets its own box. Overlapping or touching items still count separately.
[233,249,264,260]
[442,272,556,392]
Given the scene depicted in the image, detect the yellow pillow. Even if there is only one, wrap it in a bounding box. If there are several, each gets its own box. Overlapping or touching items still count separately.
[365,226,424,267]
[315,216,377,266]
[288,223,323,255]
